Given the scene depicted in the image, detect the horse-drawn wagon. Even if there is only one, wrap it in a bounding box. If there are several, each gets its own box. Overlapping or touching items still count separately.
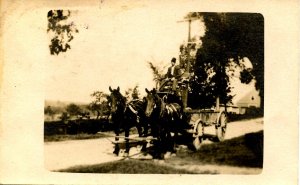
[155,69,228,151]
[152,15,228,150]
[106,17,228,158]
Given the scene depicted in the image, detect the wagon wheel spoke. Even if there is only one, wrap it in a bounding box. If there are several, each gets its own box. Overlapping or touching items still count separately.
[216,112,227,142]
[192,121,203,150]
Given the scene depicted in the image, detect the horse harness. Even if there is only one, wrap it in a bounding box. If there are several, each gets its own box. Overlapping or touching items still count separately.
[165,103,181,120]
[127,100,142,123]
[156,95,181,121]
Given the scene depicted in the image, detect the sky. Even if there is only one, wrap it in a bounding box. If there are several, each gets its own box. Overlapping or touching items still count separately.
[44,3,258,104]
[45,5,205,103]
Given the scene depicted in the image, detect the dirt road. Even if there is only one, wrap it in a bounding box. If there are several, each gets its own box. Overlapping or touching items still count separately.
[44,118,263,171]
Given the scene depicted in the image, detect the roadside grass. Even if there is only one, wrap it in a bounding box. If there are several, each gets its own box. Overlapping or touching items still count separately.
[44,133,112,142]
[44,128,139,142]
[56,131,262,174]
[227,112,263,122]
[171,131,263,168]
[57,159,213,174]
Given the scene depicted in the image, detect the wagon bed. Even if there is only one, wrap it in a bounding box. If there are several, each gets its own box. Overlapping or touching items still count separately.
[184,108,227,149]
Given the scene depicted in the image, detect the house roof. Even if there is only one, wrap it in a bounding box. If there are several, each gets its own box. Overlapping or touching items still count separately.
[229,79,260,107]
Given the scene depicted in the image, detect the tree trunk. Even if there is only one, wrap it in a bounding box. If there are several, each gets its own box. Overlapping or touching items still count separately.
[96,111,100,119]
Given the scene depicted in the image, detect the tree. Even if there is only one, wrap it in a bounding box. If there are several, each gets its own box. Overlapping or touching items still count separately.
[148,61,166,89]
[47,10,79,55]
[89,91,110,119]
[59,111,69,122]
[66,103,82,117]
[132,85,140,100]
[186,13,264,110]
[179,36,201,71]
[124,85,140,102]
[44,106,56,120]
[124,88,132,102]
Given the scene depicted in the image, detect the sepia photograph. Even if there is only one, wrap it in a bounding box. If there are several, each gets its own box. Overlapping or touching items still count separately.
[44,9,264,174]
[0,0,299,184]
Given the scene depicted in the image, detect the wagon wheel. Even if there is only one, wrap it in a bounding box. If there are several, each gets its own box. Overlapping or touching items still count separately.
[192,121,203,150]
[215,112,227,142]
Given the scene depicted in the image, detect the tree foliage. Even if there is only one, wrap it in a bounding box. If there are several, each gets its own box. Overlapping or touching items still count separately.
[186,13,264,109]
[124,85,140,102]
[132,85,140,100]
[66,103,82,117]
[59,112,69,121]
[44,106,56,120]
[148,62,165,80]
[89,91,110,119]
[44,106,55,115]
[47,10,78,55]
[148,62,165,88]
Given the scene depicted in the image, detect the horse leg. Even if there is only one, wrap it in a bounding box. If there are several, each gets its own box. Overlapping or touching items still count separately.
[124,126,130,157]
[142,118,149,137]
[153,138,163,159]
[173,121,179,152]
[169,131,176,154]
[141,129,148,153]
[137,124,143,137]
[157,126,170,159]
[113,128,120,156]
[151,125,162,159]
[135,124,146,153]
[164,126,176,158]
[140,123,148,154]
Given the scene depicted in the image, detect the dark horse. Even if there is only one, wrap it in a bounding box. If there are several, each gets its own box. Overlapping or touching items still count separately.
[109,86,148,156]
[145,88,183,159]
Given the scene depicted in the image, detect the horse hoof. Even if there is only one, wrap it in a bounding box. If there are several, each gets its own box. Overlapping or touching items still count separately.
[118,149,125,156]
[136,145,142,152]
[123,153,129,157]
[164,152,171,159]
[113,151,119,156]
[143,154,153,160]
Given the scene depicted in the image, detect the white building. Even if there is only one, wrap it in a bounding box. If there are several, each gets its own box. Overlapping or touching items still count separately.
[224,74,261,114]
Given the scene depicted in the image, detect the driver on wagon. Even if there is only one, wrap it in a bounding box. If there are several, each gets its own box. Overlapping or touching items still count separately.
[162,57,181,91]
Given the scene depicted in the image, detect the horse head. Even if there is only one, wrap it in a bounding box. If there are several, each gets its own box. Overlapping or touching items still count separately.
[109,86,125,114]
[145,88,159,117]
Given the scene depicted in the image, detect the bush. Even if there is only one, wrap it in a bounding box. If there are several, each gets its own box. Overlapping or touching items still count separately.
[44,121,68,135]
[227,107,263,122]
[44,118,112,136]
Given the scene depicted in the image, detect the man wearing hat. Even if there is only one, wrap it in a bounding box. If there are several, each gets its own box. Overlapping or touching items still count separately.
[159,57,182,92]
[166,57,181,79]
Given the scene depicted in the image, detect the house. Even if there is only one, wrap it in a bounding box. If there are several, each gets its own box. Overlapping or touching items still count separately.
[224,80,261,115]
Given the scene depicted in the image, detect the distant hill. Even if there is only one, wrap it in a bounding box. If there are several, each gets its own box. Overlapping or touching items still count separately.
[44,100,92,121]
[45,100,89,108]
